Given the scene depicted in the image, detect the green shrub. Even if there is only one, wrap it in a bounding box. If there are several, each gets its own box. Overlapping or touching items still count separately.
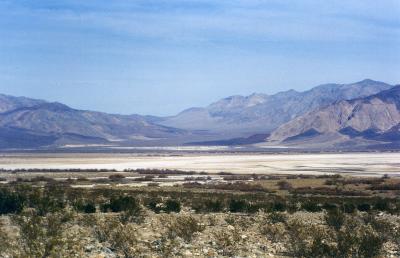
[267,212,287,224]
[0,220,14,256]
[25,187,66,216]
[204,199,224,212]
[0,188,24,214]
[363,214,394,242]
[286,220,336,258]
[322,202,337,211]
[73,200,96,213]
[358,226,384,258]
[101,195,139,213]
[11,209,83,257]
[307,226,336,258]
[229,199,248,213]
[151,235,179,257]
[325,208,345,231]
[342,202,356,213]
[277,180,293,190]
[260,222,286,243]
[147,200,163,213]
[91,215,120,243]
[301,201,322,212]
[162,214,205,242]
[357,203,371,212]
[213,226,244,256]
[164,199,181,213]
[336,217,385,258]
[373,198,390,211]
[286,219,310,257]
[108,174,126,181]
[108,223,144,257]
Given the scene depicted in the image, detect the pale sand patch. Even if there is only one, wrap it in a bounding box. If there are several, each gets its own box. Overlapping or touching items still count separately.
[0,153,399,177]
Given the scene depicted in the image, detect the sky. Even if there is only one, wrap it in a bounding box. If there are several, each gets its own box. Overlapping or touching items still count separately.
[0,0,399,116]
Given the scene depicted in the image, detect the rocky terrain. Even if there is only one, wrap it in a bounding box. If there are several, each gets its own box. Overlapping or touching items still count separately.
[267,85,400,148]
[1,173,400,258]
[160,79,393,135]
[0,94,45,113]
[0,99,190,148]
[0,79,398,150]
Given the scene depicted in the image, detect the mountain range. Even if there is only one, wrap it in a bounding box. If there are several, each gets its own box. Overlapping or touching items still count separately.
[0,79,399,150]
[0,96,190,148]
[267,84,400,149]
[159,79,392,135]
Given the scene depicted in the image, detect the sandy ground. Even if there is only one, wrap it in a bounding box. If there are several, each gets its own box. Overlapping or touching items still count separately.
[0,152,400,177]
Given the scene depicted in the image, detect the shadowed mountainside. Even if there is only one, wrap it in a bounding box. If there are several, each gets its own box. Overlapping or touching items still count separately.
[159,79,393,135]
[267,85,400,148]
[0,100,188,148]
[0,79,397,149]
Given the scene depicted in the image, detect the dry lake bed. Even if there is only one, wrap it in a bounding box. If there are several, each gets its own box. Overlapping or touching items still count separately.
[1,152,400,177]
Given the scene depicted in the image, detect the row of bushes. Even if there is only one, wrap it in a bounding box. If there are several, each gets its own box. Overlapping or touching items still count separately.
[1,184,399,216]
[124,168,199,175]
[290,186,371,196]
[325,177,384,186]
[0,168,116,173]
[369,183,400,191]
[182,181,271,193]
[2,205,397,257]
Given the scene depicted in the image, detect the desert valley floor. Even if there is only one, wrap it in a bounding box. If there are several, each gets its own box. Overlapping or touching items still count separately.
[1,152,399,177]
[1,151,400,257]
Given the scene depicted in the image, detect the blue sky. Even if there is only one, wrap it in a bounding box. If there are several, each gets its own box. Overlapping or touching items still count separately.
[0,0,399,115]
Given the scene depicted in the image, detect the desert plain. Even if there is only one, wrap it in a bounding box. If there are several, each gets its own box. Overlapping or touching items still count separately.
[1,152,399,177]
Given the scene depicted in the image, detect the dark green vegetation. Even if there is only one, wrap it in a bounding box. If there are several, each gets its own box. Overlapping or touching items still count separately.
[1,179,399,216]
[0,173,399,257]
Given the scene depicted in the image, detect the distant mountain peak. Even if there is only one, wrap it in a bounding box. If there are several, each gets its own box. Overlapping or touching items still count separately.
[357,78,380,84]
[160,79,394,134]
[35,102,74,112]
[0,79,397,149]
[0,93,46,113]
[0,94,189,149]
[268,83,400,148]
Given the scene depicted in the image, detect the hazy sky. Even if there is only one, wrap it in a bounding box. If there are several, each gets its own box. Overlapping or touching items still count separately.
[0,0,399,115]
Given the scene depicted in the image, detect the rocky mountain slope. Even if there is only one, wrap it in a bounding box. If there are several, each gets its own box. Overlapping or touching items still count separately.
[0,98,187,148]
[159,79,393,135]
[0,79,397,149]
[0,94,45,113]
[268,85,400,148]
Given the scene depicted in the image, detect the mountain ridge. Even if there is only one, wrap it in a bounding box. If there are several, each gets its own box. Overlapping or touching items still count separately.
[0,79,398,149]
[267,85,400,148]
[0,98,189,148]
[159,79,393,135]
